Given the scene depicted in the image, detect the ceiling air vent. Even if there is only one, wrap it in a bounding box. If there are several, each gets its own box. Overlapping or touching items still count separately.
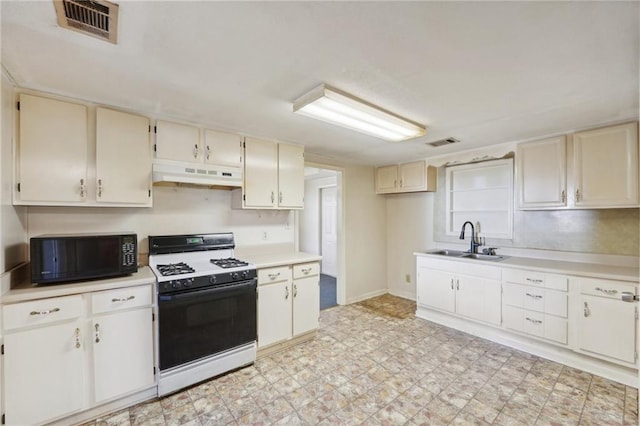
[427,137,460,147]
[54,0,119,44]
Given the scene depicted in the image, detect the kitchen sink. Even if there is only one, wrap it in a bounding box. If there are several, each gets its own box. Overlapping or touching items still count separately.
[460,253,507,262]
[427,250,507,262]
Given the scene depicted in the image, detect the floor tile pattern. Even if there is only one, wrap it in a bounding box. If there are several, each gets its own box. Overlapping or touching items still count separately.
[87,295,638,425]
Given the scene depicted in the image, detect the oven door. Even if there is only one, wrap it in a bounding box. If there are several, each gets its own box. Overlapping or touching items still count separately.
[158,279,257,371]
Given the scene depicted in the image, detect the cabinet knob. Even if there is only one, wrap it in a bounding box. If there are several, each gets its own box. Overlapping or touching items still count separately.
[583,301,590,317]
[561,190,566,203]
[279,191,283,204]
[193,144,199,159]
[285,285,289,300]
[271,191,275,204]
[293,284,298,298]
[575,189,581,202]
[80,179,86,198]
[97,179,103,197]
[95,323,101,343]
[75,327,81,349]
[206,145,211,160]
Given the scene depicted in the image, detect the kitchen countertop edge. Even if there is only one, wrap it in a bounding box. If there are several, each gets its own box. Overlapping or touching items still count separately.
[2,266,156,304]
[242,251,322,269]
[414,251,639,283]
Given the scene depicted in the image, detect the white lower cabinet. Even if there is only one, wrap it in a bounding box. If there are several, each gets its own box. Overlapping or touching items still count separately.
[575,277,638,366]
[257,262,320,350]
[502,269,569,345]
[2,284,155,425]
[416,258,501,326]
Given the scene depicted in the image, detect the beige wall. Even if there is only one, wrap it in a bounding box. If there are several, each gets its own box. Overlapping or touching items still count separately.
[306,154,387,304]
[26,185,295,260]
[1,69,27,273]
[386,192,435,299]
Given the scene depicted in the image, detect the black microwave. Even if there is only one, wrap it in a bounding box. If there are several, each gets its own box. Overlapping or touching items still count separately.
[30,233,138,284]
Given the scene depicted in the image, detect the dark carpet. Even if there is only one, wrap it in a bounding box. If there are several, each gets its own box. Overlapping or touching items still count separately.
[319,273,337,310]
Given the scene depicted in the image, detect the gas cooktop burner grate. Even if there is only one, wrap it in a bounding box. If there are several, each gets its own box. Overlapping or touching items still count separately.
[156,262,195,276]
[210,258,249,269]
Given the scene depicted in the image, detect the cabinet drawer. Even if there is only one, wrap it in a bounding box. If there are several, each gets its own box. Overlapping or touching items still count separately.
[503,284,568,318]
[92,284,153,315]
[258,266,291,285]
[579,277,636,300]
[503,269,545,287]
[502,305,567,344]
[3,295,83,331]
[293,262,319,279]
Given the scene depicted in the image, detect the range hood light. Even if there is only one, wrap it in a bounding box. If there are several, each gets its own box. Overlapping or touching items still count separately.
[293,84,426,142]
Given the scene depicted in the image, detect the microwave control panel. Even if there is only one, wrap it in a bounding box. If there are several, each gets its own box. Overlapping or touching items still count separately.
[122,236,137,268]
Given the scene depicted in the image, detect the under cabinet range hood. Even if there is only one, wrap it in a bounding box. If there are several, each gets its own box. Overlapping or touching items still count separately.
[152,159,242,187]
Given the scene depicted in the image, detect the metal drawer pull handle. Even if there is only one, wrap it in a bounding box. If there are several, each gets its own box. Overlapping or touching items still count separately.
[525,293,543,299]
[285,286,289,299]
[30,308,61,316]
[525,278,543,283]
[268,272,281,280]
[525,317,542,324]
[75,327,81,349]
[595,287,618,295]
[584,301,590,317]
[95,323,101,343]
[301,268,312,274]
[80,179,86,198]
[111,295,135,302]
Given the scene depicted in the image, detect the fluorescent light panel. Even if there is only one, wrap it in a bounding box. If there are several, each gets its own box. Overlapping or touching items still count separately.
[293,84,426,141]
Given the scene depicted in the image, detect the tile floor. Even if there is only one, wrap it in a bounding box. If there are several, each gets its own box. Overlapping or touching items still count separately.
[88,294,638,425]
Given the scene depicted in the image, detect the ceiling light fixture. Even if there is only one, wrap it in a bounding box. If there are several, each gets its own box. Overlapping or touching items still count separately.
[293,84,426,142]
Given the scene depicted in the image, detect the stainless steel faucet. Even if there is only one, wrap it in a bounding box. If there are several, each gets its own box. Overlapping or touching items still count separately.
[459,221,481,253]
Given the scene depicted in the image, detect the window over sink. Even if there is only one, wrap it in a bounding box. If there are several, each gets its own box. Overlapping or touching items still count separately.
[445,158,514,239]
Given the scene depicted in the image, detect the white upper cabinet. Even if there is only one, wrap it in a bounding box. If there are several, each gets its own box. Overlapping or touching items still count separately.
[17,94,88,203]
[517,122,639,210]
[204,129,243,167]
[573,122,638,208]
[96,108,152,205]
[243,137,279,208]
[277,143,304,209]
[154,120,201,163]
[517,136,567,209]
[375,161,436,194]
[237,138,304,209]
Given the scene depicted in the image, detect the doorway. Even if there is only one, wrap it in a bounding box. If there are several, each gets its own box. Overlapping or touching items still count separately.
[299,165,343,310]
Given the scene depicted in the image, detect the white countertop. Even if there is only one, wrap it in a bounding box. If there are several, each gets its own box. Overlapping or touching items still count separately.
[414,250,639,282]
[242,251,322,269]
[2,266,157,304]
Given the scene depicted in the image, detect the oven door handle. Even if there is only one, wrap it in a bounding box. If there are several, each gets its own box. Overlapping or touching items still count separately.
[160,280,256,301]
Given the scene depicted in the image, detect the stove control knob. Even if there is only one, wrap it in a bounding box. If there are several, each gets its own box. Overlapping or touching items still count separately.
[241,270,249,279]
[209,276,217,285]
[230,272,239,280]
[171,281,180,289]
[183,279,191,288]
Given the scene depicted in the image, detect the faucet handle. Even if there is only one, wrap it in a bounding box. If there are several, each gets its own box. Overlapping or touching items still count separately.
[482,247,498,256]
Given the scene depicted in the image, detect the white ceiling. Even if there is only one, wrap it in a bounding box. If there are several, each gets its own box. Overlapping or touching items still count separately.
[2,1,638,165]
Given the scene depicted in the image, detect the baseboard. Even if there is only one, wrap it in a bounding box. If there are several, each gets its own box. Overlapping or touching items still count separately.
[347,288,388,304]
[388,288,416,301]
[416,307,638,387]
[257,331,316,358]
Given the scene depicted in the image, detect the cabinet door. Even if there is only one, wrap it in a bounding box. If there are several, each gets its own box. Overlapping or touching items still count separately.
[416,268,455,313]
[244,137,278,208]
[257,281,292,348]
[96,108,151,204]
[399,161,426,192]
[375,165,398,194]
[517,136,567,208]
[578,294,636,364]
[278,143,305,209]
[155,120,201,162]
[18,94,88,203]
[573,122,639,207]
[4,321,85,425]
[456,276,501,325]
[204,129,243,167]
[92,307,154,404]
[292,276,319,336]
